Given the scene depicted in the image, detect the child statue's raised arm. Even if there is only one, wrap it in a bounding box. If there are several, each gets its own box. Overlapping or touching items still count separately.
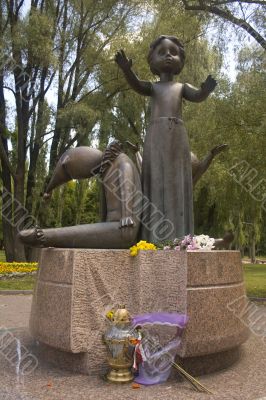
[183,75,217,103]
[115,50,152,96]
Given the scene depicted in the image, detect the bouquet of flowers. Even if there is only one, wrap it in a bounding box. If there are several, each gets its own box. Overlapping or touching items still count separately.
[161,234,215,251]
[129,235,215,256]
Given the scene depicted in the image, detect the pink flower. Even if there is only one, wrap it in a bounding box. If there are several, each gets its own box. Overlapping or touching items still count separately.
[174,245,180,251]
[181,234,194,246]
[187,243,198,250]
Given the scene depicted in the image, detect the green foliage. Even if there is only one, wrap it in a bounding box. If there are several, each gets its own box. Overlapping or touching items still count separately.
[57,102,100,143]
[1,0,265,260]
[37,178,101,228]
[96,0,220,153]
[25,9,55,67]
[80,179,101,224]
[184,43,266,252]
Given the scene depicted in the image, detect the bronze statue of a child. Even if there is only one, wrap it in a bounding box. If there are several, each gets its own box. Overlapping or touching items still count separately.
[115,35,217,243]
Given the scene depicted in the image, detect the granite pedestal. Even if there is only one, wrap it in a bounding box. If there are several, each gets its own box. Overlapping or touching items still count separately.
[30,249,250,375]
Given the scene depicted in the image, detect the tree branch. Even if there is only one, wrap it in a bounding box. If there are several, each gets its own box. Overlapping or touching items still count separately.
[40,129,55,138]
[3,86,16,96]
[29,70,56,117]
[41,135,54,147]
[77,77,119,103]
[181,1,266,49]
[213,1,266,5]
[15,0,24,16]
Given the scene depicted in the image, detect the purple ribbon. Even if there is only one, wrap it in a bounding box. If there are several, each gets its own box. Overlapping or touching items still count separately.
[132,312,188,328]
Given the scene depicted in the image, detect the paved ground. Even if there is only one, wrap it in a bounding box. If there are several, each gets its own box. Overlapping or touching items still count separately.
[0,295,266,400]
[0,295,32,328]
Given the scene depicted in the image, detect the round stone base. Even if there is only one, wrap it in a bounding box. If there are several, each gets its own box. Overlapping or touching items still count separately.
[30,249,250,376]
[175,346,242,377]
[32,341,243,378]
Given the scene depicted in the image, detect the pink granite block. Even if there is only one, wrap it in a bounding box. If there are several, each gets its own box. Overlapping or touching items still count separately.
[30,281,72,351]
[187,250,243,286]
[180,283,250,357]
[38,248,74,284]
[31,249,187,354]
[30,248,250,374]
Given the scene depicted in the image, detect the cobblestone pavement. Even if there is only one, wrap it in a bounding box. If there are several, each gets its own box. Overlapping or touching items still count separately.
[0,295,265,400]
[0,295,32,328]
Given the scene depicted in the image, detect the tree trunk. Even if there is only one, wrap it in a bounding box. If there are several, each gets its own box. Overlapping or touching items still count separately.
[0,71,15,261]
[250,233,256,264]
[26,69,48,214]
[1,186,15,262]
[13,169,26,261]
[12,91,29,261]
[75,181,87,225]
[48,0,68,177]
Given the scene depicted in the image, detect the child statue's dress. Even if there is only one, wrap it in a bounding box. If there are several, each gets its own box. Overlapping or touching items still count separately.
[141,82,194,243]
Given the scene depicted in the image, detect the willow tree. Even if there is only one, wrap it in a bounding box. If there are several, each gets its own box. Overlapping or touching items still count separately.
[0,0,57,260]
[95,0,222,148]
[191,44,266,259]
[0,0,142,260]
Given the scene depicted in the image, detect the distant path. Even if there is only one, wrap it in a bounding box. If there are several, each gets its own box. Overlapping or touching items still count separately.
[242,259,266,264]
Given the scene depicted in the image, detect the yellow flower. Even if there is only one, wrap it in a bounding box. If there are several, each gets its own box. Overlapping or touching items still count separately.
[106,311,114,321]
[129,241,157,256]
[130,246,138,256]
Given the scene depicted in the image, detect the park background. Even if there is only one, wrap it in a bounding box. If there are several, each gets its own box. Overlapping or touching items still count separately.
[0,0,265,296]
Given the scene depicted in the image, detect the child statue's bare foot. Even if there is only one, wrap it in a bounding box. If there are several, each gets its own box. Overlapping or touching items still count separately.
[18,226,46,247]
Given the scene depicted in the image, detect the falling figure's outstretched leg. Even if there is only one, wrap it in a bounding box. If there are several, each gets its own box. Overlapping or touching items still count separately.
[44,147,103,197]
[18,222,138,249]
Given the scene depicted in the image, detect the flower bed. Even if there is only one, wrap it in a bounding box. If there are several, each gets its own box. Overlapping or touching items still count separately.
[0,262,38,280]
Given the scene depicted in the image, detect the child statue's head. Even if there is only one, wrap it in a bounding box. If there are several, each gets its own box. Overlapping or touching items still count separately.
[147,35,185,76]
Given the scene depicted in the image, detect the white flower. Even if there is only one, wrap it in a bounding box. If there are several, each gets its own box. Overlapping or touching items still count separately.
[194,235,215,251]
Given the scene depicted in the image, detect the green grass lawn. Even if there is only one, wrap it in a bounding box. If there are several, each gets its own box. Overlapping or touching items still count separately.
[0,250,6,262]
[0,249,265,297]
[243,263,266,298]
[0,249,36,290]
[2,268,264,295]
[0,275,36,290]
